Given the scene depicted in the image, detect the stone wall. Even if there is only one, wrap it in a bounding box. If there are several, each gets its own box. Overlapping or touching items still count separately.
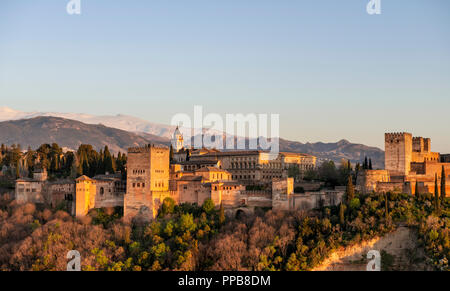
[356,170,390,194]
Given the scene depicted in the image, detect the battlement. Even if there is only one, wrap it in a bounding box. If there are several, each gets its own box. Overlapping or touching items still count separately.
[128,144,169,153]
[412,136,431,153]
[385,132,412,142]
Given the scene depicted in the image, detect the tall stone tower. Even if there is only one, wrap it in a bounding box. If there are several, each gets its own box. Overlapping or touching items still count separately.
[385,132,412,176]
[171,126,184,152]
[124,145,170,222]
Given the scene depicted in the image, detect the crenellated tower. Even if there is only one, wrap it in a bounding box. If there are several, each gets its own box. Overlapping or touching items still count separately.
[124,145,170,222]
[385,132,412,176]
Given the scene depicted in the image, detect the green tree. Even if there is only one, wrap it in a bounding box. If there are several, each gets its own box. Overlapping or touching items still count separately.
[415,180,420,199]
[288,165,300,181]
[384,193,389,219]
[103,146,115,174]
[178,213,196,232]
[363,156,368,170]
[349,198,360,210]
[219,203,225,225]
[318,161,339,186]
[202,198,215,215]
[160,197,175,217]
[15,159,20,179]
[345,175,354,203]
[434,174,440,214]
[441,166,446,202]
[339,203,346,226]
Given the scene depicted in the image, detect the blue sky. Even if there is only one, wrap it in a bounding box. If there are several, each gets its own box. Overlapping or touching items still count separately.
[1,0,449,151]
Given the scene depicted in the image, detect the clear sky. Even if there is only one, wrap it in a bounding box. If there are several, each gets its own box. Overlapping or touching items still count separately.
[1,0,449,151]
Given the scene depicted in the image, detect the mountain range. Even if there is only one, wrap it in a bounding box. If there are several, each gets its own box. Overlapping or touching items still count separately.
[0,107,385,168]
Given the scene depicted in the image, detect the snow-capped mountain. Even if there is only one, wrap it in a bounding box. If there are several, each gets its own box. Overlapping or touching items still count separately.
[0,106,176,138]
[0,107,385,167]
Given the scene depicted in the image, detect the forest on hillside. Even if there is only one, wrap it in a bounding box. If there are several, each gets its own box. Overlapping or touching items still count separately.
[0,191,448,271]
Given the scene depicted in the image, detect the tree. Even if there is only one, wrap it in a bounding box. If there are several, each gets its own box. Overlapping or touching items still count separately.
[219,203,225,225]
[414,180,420,198]
[441,166,446,202]
[15,159,20,179]
[355,163,361,180]
[363,157,368,170]
[338,159,352,186]
[287,165,300,181]
[339,203,346,226]
[318,161,339,186]
[384,193,389,219]
[160,197,175,217]
[202,199,215,215]
[434,174,440,215]
[103,146,115,174]
[368,159,373,170]
[349,198,360,210]
[345,175,354,203]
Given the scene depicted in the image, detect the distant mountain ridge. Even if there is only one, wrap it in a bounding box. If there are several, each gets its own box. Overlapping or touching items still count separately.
[278,138,384,169]
[0,116,170,154]
[0,106,176,138]
[0,108,385,167]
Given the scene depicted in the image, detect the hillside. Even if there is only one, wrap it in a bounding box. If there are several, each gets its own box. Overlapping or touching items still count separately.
[0,117,170,153]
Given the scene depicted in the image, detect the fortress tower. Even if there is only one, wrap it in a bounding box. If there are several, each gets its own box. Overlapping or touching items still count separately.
[124,145,170,222]
[385,132,412,176]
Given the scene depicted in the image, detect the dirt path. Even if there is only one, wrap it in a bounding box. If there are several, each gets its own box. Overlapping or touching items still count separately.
[312,226,433,271]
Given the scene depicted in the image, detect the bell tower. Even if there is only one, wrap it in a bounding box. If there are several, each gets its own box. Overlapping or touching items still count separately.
[171,126,184,152]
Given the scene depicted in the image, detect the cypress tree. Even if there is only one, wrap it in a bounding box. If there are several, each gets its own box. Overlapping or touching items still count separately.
[434,174,440,214]
[441,166,446,202]
[339,202,346,226]
[364,157,368,170]
[15,159,20,179]
[219,203,225,225]
[346,175,354,203]
[103,146,115,174]
[385,193,389,219]
[186,148,190,161]
[415,180,420,200]
[369,158,373,170]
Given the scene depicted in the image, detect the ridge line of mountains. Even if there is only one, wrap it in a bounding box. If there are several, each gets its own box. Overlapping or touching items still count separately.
[0,111,385,168]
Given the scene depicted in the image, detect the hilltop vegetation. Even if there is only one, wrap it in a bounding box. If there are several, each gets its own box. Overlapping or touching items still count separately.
[0,190,447,271]
[0,142,126,179]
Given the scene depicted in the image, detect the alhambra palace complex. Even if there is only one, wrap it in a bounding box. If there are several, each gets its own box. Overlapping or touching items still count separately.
[14,130,450,222]
[357,133,450,195]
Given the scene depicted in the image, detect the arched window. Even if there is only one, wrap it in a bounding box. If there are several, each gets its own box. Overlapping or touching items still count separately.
[100,187,104,195]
